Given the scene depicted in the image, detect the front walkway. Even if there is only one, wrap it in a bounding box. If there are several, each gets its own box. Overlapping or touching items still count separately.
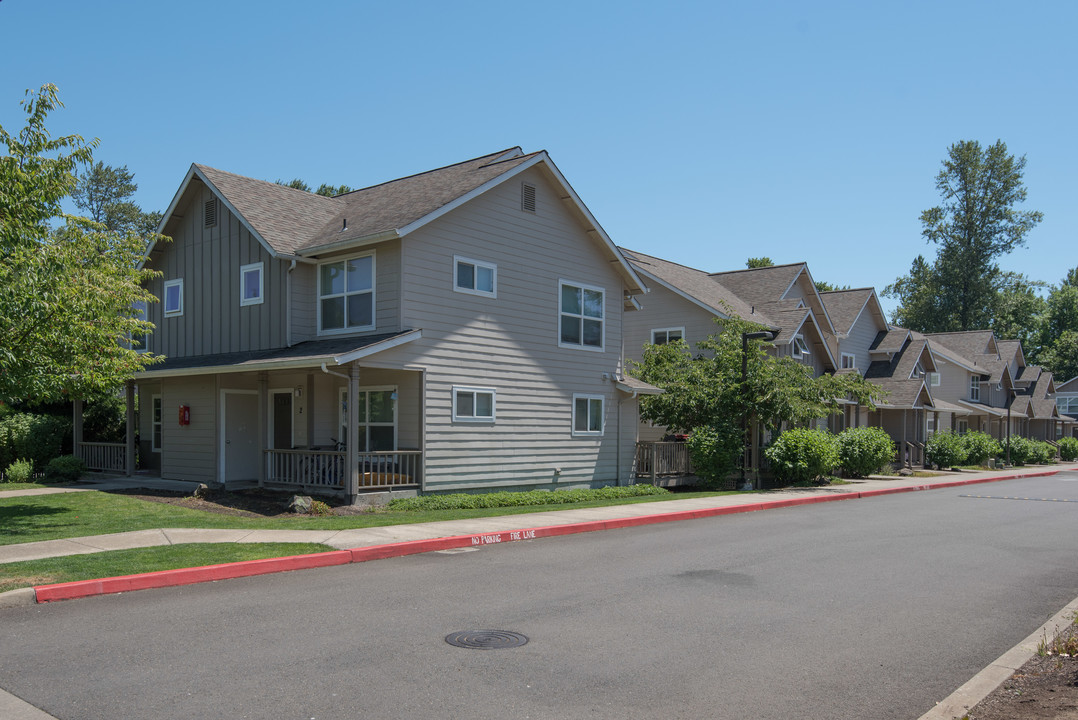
[2,464,1072,566]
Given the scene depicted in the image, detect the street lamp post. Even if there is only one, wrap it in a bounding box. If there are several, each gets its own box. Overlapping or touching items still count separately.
[741,330,775,490]
[1006,389,1013,466]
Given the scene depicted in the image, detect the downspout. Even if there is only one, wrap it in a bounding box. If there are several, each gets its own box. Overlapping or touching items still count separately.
[320,362,348,381]
[286,259,296,347]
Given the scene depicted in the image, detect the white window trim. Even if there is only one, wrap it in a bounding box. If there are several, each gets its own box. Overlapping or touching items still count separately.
[558,279,605,352]
[338,385,398,451]
[970,376,981,402]
[572,393,605,437]
[240,262,264,307]
[453,255,497,298]
[929,372,941,387]
[163,279,184,318]
[151,394,162,452]
[651,327,685,345]
[317,252,376,336]
[840,352,856,370]
[792,334,811,359]
[452,386,496,422]
[957,418,969,435]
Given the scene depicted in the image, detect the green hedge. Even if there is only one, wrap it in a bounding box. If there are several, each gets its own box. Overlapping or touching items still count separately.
[686,425,742,487]
[961,431,1002,466]
[1059,436,1078,462]
[765,428,839,485]
[836,427,894,478]
[385,483,669,512]
[0,413,71,472]
[925,431,967,469]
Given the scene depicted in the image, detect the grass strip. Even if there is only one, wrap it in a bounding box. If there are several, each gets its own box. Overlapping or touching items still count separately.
[0,489,740,546]
[0,542,332,593]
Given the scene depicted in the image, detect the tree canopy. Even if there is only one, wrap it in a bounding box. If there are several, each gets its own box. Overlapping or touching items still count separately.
[0,84,160,404]
[275,178,354,197]
[885,140,1042,332]
[72,160,162,237]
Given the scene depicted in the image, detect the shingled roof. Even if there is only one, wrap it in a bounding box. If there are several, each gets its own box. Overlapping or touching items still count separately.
[819,288,876,336]
[618,248,760,322]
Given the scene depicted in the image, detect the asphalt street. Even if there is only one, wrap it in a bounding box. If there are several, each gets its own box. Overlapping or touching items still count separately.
[2,472,1077,719]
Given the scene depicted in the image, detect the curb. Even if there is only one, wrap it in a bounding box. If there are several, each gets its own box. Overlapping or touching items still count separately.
[12,468,1063,605]
[917,594,1078,720]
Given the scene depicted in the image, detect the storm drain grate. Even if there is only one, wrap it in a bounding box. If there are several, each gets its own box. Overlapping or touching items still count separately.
[445,630,528,649]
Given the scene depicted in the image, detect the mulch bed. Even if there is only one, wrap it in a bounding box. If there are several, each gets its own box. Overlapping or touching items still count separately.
[110,487,371,517]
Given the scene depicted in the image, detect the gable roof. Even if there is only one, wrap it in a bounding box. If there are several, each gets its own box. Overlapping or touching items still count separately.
[619,248,758,321]
[819,288,886,337]
[153,148,645,292]
[1057,376,1078,393]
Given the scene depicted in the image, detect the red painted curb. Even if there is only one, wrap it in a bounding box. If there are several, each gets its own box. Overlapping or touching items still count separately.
[32,469,1064,603]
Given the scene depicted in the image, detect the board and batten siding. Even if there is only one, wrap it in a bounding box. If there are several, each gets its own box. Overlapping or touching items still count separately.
[146,181,287,357]
[160,376,217,484]
[376,165,635,491]
[289,239,403,345]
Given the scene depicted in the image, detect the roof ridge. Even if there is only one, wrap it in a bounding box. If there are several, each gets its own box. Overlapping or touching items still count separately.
[709,261,807,277]
[334,147,528,197]
[818,287,874,295]
[618,247,712,275]
[195,163,340,203]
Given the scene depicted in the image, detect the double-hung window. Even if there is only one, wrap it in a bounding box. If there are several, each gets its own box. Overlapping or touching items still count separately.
[572,394,604,436]
[970,375,981,402]
[652,328,684,345]
[453,386,496,422]
[240,262,264,306]
[454,256,496,297]
[319,253,374,334]
[163,279,183,317]
[559,281,604,350]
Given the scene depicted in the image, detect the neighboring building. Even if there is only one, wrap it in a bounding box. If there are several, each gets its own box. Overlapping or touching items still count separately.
[1055,376,1078,438]
[860,328,937,464]
[86,148,662,500]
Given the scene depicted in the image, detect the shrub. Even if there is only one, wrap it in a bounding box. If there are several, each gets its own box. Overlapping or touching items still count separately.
[685,425,742,487]
[925,431,967,469]
[0,413,71,471]
[1059,437,1078,462]
[1005,436,1035,465]
[3,458,33,483]
[310,499,333,516]
[836,427,895,478]
[961,431,1002,466]
[1030,440,1057,465]
[765,428,839,486]
[44,455,85,482]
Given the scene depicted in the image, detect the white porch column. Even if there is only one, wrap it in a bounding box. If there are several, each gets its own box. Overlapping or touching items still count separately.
[258,372,268,488]
[73,398,84,465]
[125,381,135,476]
[348,363,360,502]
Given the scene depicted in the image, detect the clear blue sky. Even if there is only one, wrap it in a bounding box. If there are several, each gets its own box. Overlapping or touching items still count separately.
[2,0,1074,318]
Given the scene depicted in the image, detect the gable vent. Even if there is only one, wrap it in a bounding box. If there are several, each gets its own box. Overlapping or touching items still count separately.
[521,182,536,213]
[204,197,218,228]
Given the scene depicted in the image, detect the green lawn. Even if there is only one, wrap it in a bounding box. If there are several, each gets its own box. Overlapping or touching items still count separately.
[0,488,737,547]
[0,482,52,492]
[0,542,332,593]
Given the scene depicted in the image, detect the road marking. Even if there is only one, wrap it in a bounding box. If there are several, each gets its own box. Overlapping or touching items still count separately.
[959,494,1078,503]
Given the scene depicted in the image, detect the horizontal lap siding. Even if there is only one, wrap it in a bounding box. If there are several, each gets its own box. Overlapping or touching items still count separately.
[842,313,883,374]
[391,167,631,491]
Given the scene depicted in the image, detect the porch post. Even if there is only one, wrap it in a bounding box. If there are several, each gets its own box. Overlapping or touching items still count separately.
[348,362,360,502]
[73,398,84,466]
[258,372,268,488]
[125,381,135,476]
[902,409,908,467]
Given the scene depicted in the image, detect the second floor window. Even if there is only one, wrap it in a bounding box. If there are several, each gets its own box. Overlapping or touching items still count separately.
[841,352,856,370]
[970,375,981,402]
[319,254,374,334]
[792,334,811,359]
[652,328,684,345]
[240,262,264,306]
[164,279,183,317]
[454,256,496,297]
[559,280,604,350]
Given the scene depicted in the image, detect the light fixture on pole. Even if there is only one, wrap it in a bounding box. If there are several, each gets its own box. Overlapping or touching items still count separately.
[741,330,775,490]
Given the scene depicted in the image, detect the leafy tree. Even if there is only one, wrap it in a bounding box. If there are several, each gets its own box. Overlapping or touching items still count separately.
[72,161,162,236]
[814,280,850,293]
[992,273,1047,347]
[275,179,354,197]
[0,84,160,404]
[885,140,1042,332]
[746,257,774,268]
[276,178,311,191]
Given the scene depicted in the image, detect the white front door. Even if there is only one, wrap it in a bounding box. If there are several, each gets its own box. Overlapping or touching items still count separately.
[222,391,260,482]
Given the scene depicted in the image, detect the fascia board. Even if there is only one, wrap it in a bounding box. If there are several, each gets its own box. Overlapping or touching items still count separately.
[298,229,401,257]
[194,166,279,260]
[140,164,197,268]
[630,266,731,320]
[793,265,837,335]
[334,330,422,364]
[135,356,341,379]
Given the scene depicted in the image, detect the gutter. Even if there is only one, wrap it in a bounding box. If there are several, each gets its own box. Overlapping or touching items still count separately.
[299,230,401,258]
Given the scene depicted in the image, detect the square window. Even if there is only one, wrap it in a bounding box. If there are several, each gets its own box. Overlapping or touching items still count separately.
[164,279,183,317]
[319,253,375,334]
[240,262,263,306]
[559,281,604,350]
[572,394,604,436]
[453,386,496,422]
[841,353,856,370]
[454,256,497,298]
[930,372,941,387]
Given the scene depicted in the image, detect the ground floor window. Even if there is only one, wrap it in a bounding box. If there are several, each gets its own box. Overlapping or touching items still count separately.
[572,394,604,436]
[339,387,397,451]
[957,418,968,435]
[453,386,495,422]
[151,395,162,451]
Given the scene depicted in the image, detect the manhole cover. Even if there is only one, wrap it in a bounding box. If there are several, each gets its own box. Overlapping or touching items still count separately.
[445,630,528,649]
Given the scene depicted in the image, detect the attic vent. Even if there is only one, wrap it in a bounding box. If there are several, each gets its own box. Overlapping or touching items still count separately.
[521,183,536,213]
[204,197,218,228]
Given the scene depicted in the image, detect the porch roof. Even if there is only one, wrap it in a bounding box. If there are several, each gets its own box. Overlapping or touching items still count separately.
[135,330,421,378]
[956,399,1007,417]
[929,398,973,416]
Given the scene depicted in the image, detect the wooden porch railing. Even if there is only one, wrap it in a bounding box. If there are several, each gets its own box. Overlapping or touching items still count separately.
[264,449,422,490]
[634,442,692,481]
[77,442,126,472]
[900,441,925,469]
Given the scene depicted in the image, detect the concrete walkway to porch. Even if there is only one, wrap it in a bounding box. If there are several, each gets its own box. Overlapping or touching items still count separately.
[1,463,1073,567]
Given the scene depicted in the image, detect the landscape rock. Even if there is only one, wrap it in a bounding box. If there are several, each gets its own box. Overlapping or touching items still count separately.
[287,495,313,513]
